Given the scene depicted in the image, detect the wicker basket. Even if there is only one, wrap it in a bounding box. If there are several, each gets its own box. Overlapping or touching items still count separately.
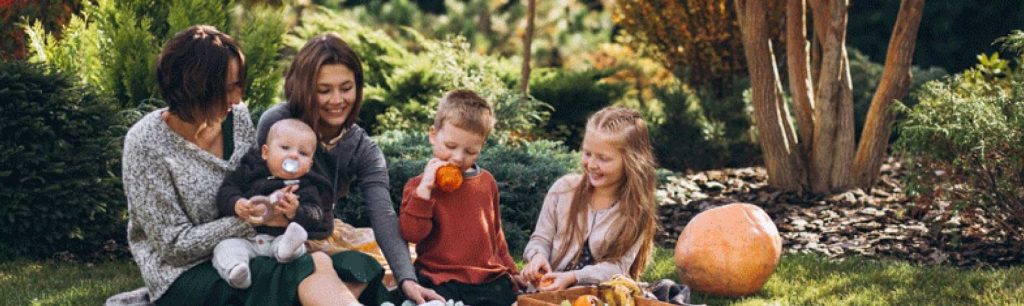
[516,287,674,306]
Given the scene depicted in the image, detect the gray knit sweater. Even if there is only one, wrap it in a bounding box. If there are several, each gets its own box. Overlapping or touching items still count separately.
[122,106,256,301]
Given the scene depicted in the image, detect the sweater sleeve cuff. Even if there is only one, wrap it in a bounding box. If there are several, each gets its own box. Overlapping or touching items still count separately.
[404,195,436,218]
[523,247,548,264]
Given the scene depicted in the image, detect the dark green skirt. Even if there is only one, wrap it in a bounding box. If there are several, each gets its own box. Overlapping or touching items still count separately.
[156,251,389,306]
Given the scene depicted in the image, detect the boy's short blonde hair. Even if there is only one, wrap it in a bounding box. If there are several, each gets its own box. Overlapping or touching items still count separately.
[433,89,496,137]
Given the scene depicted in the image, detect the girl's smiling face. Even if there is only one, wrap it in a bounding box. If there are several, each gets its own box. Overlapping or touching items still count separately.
[580,130,625,191]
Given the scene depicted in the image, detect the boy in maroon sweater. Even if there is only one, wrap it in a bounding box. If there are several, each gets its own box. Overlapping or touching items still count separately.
[399,89,524,305]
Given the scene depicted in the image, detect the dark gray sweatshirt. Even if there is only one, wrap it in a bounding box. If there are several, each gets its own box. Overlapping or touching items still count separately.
[257,103,415,284]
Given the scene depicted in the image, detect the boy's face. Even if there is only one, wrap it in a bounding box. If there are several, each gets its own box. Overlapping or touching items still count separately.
[429,122,486,172]
[262,130,316,180]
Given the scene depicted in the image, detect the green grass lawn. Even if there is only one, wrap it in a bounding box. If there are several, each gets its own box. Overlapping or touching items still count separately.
[2,248,1023,305]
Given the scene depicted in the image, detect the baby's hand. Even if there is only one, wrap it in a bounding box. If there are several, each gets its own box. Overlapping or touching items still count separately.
[234,198,253,219]
[416,158,449,200]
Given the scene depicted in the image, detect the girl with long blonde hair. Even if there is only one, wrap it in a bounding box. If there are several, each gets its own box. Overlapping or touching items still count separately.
[521,106,659,291]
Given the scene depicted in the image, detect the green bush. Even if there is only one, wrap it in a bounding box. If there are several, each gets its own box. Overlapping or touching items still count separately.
[895,32,1024,237]
[650,80,760,171]
[0,60,127,260]
[335,130,577,253]
[288,7,550,141]
[529,67,627,149]
[848,49,947,143]
[24,0,285,111]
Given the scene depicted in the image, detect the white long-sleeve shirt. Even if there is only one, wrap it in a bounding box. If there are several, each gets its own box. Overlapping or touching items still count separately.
[522,174,644,285]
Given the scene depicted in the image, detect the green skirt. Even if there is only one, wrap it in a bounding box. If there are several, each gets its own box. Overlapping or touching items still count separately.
[155,251,389,306]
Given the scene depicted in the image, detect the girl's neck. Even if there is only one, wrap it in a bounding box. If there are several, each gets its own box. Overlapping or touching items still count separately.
[318,124,344,141]
[590,185,618,210]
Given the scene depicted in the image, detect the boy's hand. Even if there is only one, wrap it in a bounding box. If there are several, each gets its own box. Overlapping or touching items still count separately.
[521,255,552,284]
[234,198,253,219]
[511,274,530,292]
[537,271,576,292]
[416,158,449,200]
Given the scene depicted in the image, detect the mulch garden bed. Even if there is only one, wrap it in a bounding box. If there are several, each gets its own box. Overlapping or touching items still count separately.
[655,158,1024,267]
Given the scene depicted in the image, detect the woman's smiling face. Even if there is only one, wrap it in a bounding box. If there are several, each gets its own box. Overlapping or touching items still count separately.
[316,64,357,130]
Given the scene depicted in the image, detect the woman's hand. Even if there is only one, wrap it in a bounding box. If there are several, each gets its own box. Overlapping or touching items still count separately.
[401,280,444,304]
[537,271,576,292]
[521,255,552,285]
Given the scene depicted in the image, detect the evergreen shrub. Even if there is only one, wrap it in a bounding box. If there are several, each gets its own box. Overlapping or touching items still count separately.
[0,61,127,259]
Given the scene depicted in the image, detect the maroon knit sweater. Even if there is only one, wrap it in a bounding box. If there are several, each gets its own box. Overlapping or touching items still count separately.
[399,169,518,286]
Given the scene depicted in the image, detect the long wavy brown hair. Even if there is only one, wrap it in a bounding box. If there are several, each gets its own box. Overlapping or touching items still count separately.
[284,33,364,139]
[551,106,659,279]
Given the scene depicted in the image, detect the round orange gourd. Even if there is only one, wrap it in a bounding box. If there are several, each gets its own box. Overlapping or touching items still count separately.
[435,165,463,192]
[572,294,602,306]
[674,203,782,297]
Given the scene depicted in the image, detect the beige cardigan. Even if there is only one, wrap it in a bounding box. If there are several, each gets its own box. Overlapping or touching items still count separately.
[522,174,643,285]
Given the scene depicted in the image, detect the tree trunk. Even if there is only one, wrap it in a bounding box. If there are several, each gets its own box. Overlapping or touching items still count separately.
[808,0,852,193]
[520,0,536,95]
[853,0,926,188]
[736,0,806,192]
[785,0,815,158]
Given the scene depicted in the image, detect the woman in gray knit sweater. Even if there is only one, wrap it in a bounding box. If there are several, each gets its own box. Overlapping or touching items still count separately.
[121,25,386,306]
[257,33,445,304]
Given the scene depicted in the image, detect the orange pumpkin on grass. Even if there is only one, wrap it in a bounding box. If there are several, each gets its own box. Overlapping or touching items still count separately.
[435,164,463,192]
[674,203,782,297]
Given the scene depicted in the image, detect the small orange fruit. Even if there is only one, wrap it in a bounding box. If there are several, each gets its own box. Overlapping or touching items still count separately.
[539,277,555,288]
[435,164,463,192]
[572,294,602,306]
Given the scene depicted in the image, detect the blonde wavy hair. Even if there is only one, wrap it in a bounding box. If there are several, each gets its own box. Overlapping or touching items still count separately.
[552,106,658,279]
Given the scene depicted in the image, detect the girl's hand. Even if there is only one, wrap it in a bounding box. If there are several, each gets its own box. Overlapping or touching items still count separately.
[538,271,576,292]
[416,158,449,200]
[521,255,552,285]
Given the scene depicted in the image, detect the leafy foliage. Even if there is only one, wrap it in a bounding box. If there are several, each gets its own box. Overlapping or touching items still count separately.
[325,0,613,69]
[0,61,128,259]
[847,49,947,143]
[615,0,760,96]
[24,0,285,110]
[650,80,759,171]
[895,33,1024,240]
[529,67,627,149]
[287,8,550,142]
[335,130,577,253]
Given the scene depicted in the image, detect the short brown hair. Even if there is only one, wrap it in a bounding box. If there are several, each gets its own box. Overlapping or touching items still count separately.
[156,25,246,125]
[433,89,495,137]
[285,33,364,137]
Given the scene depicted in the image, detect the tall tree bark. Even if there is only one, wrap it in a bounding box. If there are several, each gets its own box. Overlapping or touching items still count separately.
[853,0,926,187]
[736,0,806,192]
[809,0,849,193]
[786,0,815,157]
[520,0,536,95]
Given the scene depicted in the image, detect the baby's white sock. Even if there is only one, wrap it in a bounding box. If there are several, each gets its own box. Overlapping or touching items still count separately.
[276,222,308,262]
[227,263,251,289]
